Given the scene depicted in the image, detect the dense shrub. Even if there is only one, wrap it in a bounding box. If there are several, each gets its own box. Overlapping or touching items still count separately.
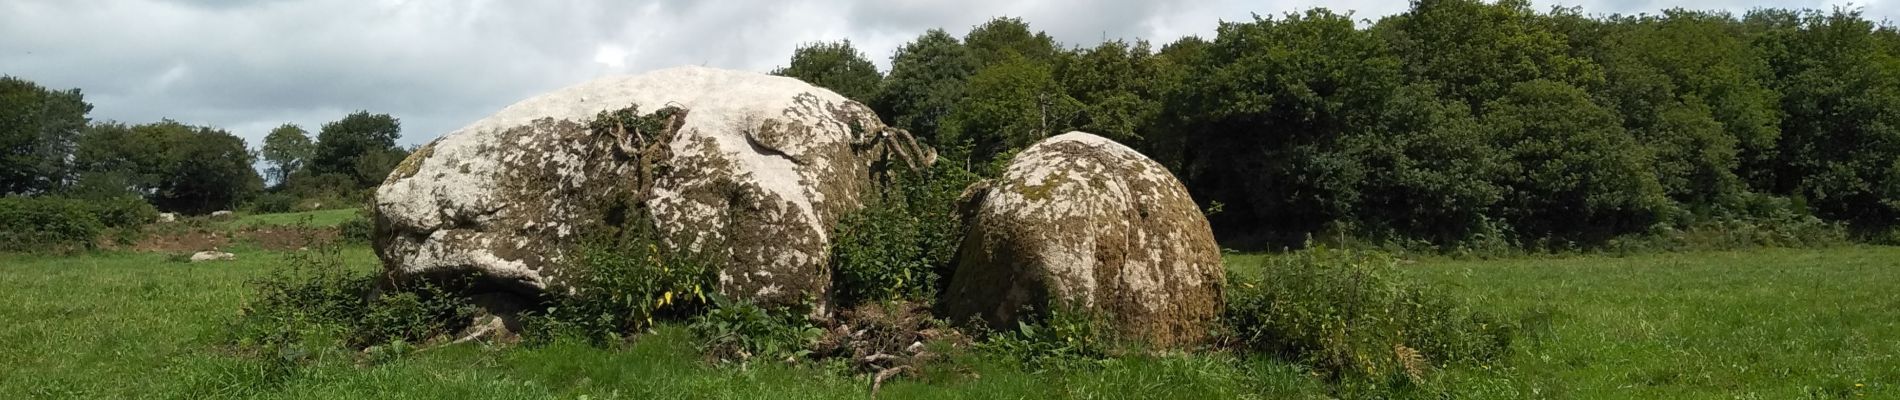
[1223,247,1513,384]
[85,195,158,229]
[338,210,374,244]
[0,196,104,252]
[231,244,475,353]
[829,162,978,306]
[248,192,298,214]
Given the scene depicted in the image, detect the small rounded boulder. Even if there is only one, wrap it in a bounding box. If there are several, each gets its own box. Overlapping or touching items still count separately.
[943,131,1224,348]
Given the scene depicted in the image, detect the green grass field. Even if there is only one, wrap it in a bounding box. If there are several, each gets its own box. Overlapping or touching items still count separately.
[2,245,1895,399]
[226,208,361,229]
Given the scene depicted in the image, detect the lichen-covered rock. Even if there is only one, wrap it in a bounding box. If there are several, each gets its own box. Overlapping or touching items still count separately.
[942,132,1223,348]
[374,66,930,311]
[190,251,235,262]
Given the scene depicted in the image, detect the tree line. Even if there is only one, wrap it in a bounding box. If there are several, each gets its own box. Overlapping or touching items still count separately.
[774,0,1900,249]
[6,0,1895,250]
[0,75,407,215]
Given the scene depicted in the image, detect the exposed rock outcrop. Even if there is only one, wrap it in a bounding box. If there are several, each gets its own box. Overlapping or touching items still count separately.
[373,66,931,312]
[942,132,1223,348]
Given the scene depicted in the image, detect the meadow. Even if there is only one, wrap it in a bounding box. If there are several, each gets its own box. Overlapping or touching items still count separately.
[2,221,1893,399]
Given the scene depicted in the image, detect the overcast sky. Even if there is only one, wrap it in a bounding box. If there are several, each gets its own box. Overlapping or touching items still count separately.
[1,0,1884,149]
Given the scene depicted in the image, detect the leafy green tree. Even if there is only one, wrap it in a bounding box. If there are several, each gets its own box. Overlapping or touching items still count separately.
[874,29,978,144]
[1345,83,1507,246]
[1481,80,1670,243]
[73,120,261,213]
[0,76,91,194]
[1164,10,1404,246]
[262,123,314,187]
[1378,0,1601,108]
[1592,10,1780,210]
[773,40,882,103]
[1139,36,1213,171]
[1056,40,1162,145]
[69,122,164,199]
[944,56,1079,164]
[312,111,402,188]
[150,123,262,214]
[963,17,1061,67]
[1753,9,1900,231]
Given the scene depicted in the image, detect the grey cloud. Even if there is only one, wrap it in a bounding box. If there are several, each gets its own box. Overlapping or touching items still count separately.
[0,0,1876,151]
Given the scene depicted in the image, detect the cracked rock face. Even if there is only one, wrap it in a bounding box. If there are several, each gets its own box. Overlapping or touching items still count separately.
[942,132,1224,348]
[373,66,929,311]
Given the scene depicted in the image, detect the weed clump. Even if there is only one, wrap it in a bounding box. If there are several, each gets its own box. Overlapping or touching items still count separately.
[520,218,720,345]
[689,296,823,363]
[1222,247,1513,385]
[975,307,1116,370]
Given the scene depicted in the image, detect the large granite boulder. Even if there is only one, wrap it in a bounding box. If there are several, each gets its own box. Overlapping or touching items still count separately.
[942,132,1223,348]
[374,66,930,311]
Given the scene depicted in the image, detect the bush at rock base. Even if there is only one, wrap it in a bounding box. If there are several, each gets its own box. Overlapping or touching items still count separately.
[829,161,980,306]
[229,243,476,357]
[520,225,720,345]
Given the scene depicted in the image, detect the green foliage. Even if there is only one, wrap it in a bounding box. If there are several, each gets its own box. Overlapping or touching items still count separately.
[1603,193,1847,252]
[1481,80,1671,244]
[84,195,157,229]
[523,227,718,345]
[963,17,1061,66]
[68,122,162,196]
[152,123,263,214]
[337,210,374,244]
[586,104,685,139]
[975,307,1113,370]
[772,40,882,102]
[1163,9,1405,247]
[829,204,932,304]
[1344,84,1508,247]
[1754,9,1900,233]
[311,111,403,188]
[0,195,103,252]
[248,192,299,214]
[688,297,823,363]
[70,120,263,214]
[943,55,1080,162]
[1224,247,1513,385]
[1379,0,1602,107]
[1056,40,1163,144]
[232,244,476,352]
[261,123,313,187]
[829,162,978,306]
[1592,10,1781,208]
[874,29,978,144]
[0,76,90,195]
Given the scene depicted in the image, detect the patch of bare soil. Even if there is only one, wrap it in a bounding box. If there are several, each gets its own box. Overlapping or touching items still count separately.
[246,226,339,251]
[125,226,340,253]
[128,229,230,253]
